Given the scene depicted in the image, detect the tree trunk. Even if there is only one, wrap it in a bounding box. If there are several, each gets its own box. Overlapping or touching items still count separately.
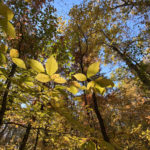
[111,45,150,87]
[0,124,8,140]
[33,128,40,150]
[92,92,110,142]
[0,63,16,126]
[19,123,31,150]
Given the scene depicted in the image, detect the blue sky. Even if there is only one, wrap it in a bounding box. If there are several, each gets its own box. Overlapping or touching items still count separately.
[53,0,83,19]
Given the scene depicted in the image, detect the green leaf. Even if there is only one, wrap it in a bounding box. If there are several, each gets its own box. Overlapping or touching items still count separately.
[29,59,45,73]
[0,18,16,38]
[0,53,6,64]
[0,74,7,80]
[87,62,100,78]
[0,2,14,21]
[24,82,34,87]
[10,49,19,58]
[74,73,87,81]
[0,70,6,80]
[67,86,78,95]
[46,55,58,76]
[12,58,26,69]
[95,77,114,87]
[0,44,8,53]
[35,73,50,83]
[54,76,66,84]
[81,141,96,150]
[0,68,7,77]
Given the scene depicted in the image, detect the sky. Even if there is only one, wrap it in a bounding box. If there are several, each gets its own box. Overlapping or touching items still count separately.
[53,0,83,19]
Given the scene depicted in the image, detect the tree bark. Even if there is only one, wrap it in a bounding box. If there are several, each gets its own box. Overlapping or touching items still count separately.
[0,124,8,140]
[92,92,110,142]
[0,63,16,126]
[111,45,150,87]
[33,128,40,150]
[19,123,31,150]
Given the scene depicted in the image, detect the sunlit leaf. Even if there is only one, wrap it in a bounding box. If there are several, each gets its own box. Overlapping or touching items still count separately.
[24,82,34,87]
[87,81,95,90]
[71,81,81,88]
[67,86,78,95]
[46,55,58,76]
[0,70,6,80]
[10,49,19,58]
[0,74,6,80]
[54,76,66,83]
[87,62,100,78]
[29,59,45,73]
[51,74,60,80]
[35,73,50,83]
[95,84,106,95]
[74,73,87,81]
[12,58,26,69]
[80,86,87,90]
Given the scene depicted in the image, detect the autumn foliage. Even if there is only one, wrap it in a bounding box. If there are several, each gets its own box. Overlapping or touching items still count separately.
[0,0,150,149]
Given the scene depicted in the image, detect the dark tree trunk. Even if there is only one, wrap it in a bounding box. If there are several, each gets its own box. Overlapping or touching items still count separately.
[33,128,40,150]
[92,92,110,142]
[0,64,16,126]
[19,123,31,150]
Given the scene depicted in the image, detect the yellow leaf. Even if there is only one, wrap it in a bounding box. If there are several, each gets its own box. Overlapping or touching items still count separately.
[80,86,87,90]
[87,81,95,90]
[54,76,66,83]
[10,49,19,58]
[71,81,81,88]
[29,59,45,73]
[35,73,50,83]
[95,84,106,95]
[67,86,78,95]
[12,58,26,69]
[87,62,100,78]
[0,70,6,80]
[51,74,60,80]
[74,73,87,81]
[46,55,58,76]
